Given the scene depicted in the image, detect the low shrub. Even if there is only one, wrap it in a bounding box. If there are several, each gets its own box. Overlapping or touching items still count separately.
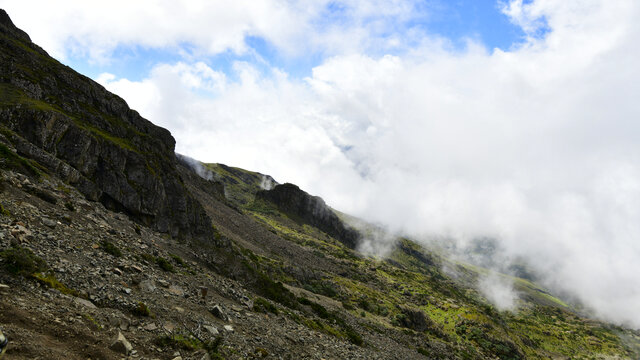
[0,246,47,276]
[133,302,151,317]
[100,240,122,257]
[156,257,175,272]
[253,297,279,315]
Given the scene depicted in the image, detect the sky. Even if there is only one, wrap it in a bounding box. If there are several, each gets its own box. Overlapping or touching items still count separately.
[2,0,640,328]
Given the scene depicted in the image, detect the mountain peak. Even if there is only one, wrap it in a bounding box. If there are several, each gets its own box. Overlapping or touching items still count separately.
[0,9,31,43]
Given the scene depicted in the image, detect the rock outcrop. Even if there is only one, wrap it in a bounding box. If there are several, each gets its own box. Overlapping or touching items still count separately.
[256,183,360,248]
[0,10,212,239]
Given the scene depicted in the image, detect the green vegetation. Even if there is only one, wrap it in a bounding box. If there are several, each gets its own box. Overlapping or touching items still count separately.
[0,202,10,216]
[132,302,151,317]
[139,253,155,264]
[100,240,122,257]
[169,253,187,267]
[32,272,79,297]
[0,245,47,276]
[82,313,103,330]
[237,187,637,358]
[0,79,144,157]
[0,142,42,177]
[253,297,279,315]
[202,163,270,206]
[156,256,175,272]
[64,201,75,212]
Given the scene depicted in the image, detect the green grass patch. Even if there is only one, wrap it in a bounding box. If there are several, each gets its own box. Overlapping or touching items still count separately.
[0,142,42,177]
[132,302,152,317]
[32,272,79,297]
[169,253,187,267]
[100,240,122,257]
[0,202,10,216]
[253,297,279,315]
[156,257,175,272]
[0,246,47,276]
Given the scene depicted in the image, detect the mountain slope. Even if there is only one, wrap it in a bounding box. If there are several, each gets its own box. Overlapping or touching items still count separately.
[0,9,212,240]
[0,9,639,360]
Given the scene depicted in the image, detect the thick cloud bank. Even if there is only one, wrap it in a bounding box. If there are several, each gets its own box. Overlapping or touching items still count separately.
[6,0,640,327]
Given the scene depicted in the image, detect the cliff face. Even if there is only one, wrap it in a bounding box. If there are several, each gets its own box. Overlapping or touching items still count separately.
[256,183,361,248]
[0,10,212,239]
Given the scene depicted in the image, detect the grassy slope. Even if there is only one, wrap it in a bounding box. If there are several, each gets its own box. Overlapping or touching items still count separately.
[205,161,640,359]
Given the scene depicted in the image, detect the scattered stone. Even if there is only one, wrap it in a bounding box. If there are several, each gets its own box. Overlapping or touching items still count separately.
[140,279,157,292]
[109,332,133,355]
[41,217,57,228]
[112,268,123,276]
[223,325,234,332]
[210,305,227,321]
[203,325,219,336]
[157,279,169,288]
[10,225,32,242]
[168,285,184,296]
[73,297,97,309]
[144,323,158,331]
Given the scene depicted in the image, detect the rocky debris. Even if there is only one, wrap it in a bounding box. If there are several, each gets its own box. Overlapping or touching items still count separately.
[210,304,228,321]
[203,325,219,336]
[140,279,157,292]
[41,217,57,228]
[73,297,97,309]
[109,331,133,355]
[9,223,32,242]
[256,183,361,248]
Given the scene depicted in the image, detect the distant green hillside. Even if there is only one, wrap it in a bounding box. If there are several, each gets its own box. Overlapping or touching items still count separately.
[197,158,640,358]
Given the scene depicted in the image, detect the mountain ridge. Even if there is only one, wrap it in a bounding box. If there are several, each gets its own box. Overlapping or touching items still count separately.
[1,9,639,359]
[0,9,213,240]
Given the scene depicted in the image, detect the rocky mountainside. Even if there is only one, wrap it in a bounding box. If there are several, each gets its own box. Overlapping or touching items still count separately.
[0,9,212,240]
[255,183,361,249]
[1,9,640,360]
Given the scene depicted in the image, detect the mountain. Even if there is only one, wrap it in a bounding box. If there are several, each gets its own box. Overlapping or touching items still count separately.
[0,9,212,240]
[1,9,639,359]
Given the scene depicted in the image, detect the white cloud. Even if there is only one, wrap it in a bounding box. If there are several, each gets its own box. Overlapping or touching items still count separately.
[478,272,518,311]
[0,0,430,62]
[18,0,640,328]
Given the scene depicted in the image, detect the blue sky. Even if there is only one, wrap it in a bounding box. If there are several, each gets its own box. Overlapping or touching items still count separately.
[61,0,532,82]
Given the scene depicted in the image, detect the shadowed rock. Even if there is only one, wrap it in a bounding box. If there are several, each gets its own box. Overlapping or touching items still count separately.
[0,9,213,240]
[256,183,360,248]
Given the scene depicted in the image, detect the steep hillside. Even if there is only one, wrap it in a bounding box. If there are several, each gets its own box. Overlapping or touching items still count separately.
[1,9,639,360]
[0,9,212,240]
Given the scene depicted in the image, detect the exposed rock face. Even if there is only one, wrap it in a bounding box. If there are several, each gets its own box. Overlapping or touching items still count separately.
[256,183,360,248]
[0,10,212,239]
